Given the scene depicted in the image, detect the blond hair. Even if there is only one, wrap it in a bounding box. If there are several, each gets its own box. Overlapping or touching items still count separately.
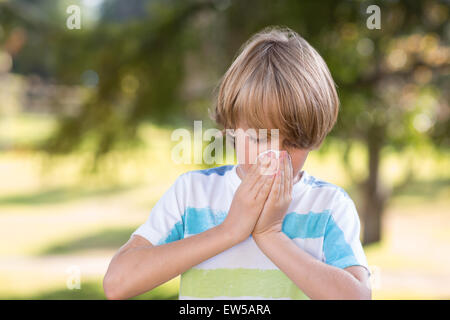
[213,26,339,149]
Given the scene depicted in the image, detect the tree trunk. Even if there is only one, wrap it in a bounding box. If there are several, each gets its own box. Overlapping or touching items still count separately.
[361,124,387,245]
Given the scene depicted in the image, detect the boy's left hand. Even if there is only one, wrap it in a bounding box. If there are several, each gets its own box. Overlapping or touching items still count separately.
[252,150,293,240]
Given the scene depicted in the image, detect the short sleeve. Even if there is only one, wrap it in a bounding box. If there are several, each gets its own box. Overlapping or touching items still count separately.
[322,197,371,276]
[131,173,187,246]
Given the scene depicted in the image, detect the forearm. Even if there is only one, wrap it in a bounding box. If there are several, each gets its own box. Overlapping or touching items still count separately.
[254,232,371,300]
[104,224,237,299]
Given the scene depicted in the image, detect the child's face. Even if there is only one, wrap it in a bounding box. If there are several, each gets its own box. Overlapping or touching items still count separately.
[234,122,309,180]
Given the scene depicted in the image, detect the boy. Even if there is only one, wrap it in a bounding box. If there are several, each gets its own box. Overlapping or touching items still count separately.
[103,26,372,300]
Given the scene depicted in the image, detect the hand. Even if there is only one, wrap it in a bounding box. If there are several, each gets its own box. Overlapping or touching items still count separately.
[220,154,276,244]
[252,151,293,240]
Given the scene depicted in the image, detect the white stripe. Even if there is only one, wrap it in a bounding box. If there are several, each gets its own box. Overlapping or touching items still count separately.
[185,235,324,270]
[292,237,323,261]
[186,186,344,218]
[191,236,278,270]
[331,199,370,270]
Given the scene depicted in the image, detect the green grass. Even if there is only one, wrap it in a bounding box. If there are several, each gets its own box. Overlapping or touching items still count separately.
[38,227,137,255]
[0,113,57,147]
[3,277,180,300]
[0,185,138,207]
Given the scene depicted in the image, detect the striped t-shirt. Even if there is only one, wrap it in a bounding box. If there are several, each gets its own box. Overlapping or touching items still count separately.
[132,165,370,300]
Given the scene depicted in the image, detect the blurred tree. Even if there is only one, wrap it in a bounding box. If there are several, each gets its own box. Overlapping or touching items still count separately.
[0,0,448,244]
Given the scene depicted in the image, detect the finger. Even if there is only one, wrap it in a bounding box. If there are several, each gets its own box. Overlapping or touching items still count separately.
[253,166,275,199]
[244,163,258,178]
[258,152,276,176]
[241,161,261,187]
[268,161,282,201]
[255,170,276,201]
[247,155,271,189]
[283,152,292,198]
[279,155,285,200]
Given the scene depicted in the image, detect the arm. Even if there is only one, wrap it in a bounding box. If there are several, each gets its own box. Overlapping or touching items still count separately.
[103,225,236,300]
[104,158,275,300]
[251,151,371,299]
[253,231,371,300]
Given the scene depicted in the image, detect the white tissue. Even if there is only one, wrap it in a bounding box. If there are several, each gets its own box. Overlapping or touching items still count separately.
[257,149,281,159]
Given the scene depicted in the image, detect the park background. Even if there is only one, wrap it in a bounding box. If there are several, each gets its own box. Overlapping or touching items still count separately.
[0,0,448,299]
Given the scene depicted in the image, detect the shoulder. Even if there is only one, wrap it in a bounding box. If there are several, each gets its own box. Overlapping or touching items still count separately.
[302,172,351,202]
[180,165,235,183]
[176,165,235,189]
[300,172,357,218]
[187,165,235,177]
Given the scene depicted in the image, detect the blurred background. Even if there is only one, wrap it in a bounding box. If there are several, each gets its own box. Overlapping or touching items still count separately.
[0,0,449,299]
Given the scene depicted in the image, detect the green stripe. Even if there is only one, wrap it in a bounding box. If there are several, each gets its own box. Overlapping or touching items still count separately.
[180,268,309,299]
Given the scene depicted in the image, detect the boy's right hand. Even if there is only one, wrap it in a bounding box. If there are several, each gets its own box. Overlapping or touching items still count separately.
[220,154,276,244]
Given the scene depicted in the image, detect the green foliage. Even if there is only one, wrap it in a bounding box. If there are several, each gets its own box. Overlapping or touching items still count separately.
[7,279,178,300]
[2,0,447,156]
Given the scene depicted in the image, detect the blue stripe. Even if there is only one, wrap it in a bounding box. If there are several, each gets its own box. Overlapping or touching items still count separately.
[157,208,359,270]
[191,165,234,176]
[182,208,333,240]
[282,211,330,239]
[157,220,184,245]
[184,207,228,234]
[303,175,349,198]
[322,215,358,268]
